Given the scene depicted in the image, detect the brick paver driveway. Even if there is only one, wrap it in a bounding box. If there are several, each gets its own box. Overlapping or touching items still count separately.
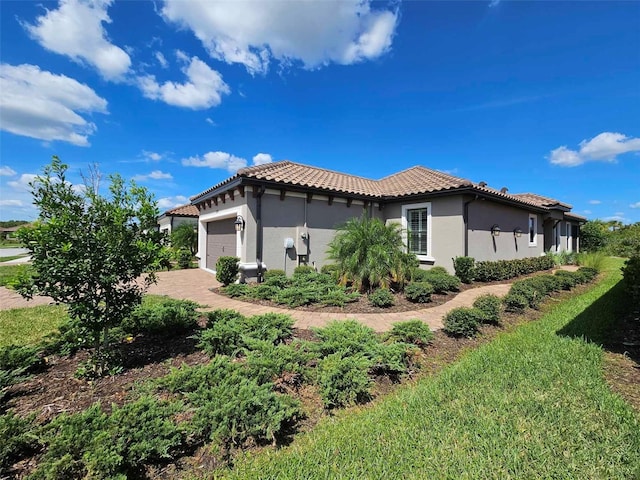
[1,268,518,332]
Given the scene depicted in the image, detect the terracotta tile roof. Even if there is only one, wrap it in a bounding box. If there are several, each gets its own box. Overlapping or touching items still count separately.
[378,166,472,197]
[163,204,199,217]
[511,193,572,209]
[189,161,572,213]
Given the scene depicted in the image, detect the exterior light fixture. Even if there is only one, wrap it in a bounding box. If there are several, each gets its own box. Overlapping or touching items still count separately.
[491,224,501,237]
[514,227,522,238]
[234,215,245,232]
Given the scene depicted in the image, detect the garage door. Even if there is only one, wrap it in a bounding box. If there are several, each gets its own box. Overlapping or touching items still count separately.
[206,218,237,270]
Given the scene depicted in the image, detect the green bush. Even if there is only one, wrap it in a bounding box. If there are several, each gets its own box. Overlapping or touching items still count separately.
[0,346,42,402]
[199,310,294,356]
[622,255,640,306]
[319,264,339,278]
[274,286,319,307]
[244,341,315,385]
[159,356,300,446]
[249,284,280,300]
[577,266,599,283]
[121,298,199,336]
[0,412,36,475]
[387,320,434,346]
[442,307,483,337]
[32,398,182,480]
[453,256,475,283]
[293,265,316,277]
[424,273,460,294]
[503,293,529,313]
[263,271,290,289]
[576,252,607,271]
[554,270,578,290]
[404,282,434,303]
[368,289,395,308]
[316,353,373,409]
[473,256,555,282]
[319,289,360,307]
[263,269,286,281]
[472,294,502,324]
[42,318,93,356]
[509,280,544,309]
[222,283,250,298]
[429,266,450,275]
[312,321,380,358]
[176,248,192,269]
[216,256,239,286]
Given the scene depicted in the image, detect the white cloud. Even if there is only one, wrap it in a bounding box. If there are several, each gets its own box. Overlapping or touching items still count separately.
[0,166,17,176]
[0,63,107,146]
[155,51,169,68]
[8,174,39,191]
[205,117,216,126]
[252,153,273,166]
[0,199,24,207]
[630,202,640,209]
[161,0,398,75]
[24,0,131,81]
[583,210,592,215]
[142,150,162,161]
[138,55,230,109]
[182,151,247,172]
[549,132,640,167]
[588,199,602,205]
[603,215,626,223]
[158,195,189,210]
[133,170,173,181]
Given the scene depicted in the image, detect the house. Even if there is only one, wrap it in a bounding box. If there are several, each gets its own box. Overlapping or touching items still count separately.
[157,204,199,236]
[189,161,585,279]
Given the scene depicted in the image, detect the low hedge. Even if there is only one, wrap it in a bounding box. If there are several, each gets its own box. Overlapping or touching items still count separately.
[622,255,640,306]
[443,307,484,337]
[473,256,555,282]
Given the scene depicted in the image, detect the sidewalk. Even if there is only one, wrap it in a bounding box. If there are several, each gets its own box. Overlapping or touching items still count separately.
[0,268,537,332]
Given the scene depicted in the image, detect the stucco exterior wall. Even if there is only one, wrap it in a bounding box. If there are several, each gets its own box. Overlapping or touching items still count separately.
[259,191,371,276]
[384,195,464,273]
[467,201,543,261]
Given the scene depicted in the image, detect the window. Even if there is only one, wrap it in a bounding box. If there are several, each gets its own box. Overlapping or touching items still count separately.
[528,214,537,247]
[402,202,433,261]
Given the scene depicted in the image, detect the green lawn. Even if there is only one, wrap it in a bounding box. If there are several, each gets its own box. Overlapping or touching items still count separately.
[0,264,32,287]
[226,258,640,479]
[0,305,68,348]
[0,255,27,263]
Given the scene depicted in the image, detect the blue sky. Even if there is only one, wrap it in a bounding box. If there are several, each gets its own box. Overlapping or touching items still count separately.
[1,0,639,222]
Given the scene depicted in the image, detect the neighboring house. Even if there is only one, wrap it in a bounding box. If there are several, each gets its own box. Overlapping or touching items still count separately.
[190,161,585,279]
[157,204,199,236]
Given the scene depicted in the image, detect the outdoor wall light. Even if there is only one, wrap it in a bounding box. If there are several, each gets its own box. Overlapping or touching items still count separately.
[234,215,245,232]
[514,227,523,238]
[491,224,501,237]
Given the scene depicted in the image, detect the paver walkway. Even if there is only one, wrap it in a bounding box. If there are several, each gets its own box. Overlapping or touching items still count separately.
[1,267,577,332]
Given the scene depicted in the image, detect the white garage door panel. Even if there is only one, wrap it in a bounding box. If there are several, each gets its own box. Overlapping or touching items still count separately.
[206,218,237,270]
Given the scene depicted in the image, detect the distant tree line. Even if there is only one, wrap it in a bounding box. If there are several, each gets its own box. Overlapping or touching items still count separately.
[0,220,29,228]
[581,220,640,257]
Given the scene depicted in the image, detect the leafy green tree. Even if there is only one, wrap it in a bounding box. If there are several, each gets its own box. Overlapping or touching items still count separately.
[327,215,416,292]
[16,157,162,375]
[171,223,198,255]
[580,220,609,252]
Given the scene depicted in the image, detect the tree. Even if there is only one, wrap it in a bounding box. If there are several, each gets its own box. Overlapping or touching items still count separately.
[16,157,162,375]
[327,215,417,292]
[580,220,609,252]
[171,223,198,256]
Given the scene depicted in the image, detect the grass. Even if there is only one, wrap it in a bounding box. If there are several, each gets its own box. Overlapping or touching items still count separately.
[0,305,68,348]
[0,255,27,263]
[225,257,640,479]
[0,264,32,287]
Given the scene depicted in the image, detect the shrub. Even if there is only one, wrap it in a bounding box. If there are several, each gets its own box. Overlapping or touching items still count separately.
[319,289,360,307]
[503,293,529,313]
[320,264,339,278]
[443,307,483,337]
[159,357,300,446]
[274,286,319,307]
[622,255,640,306]
[554,270,578,290]
[576,251,606,272]
[216,256,239,286]
[222,283,250,298]
[42,318,92,356]
[312,321,380,358]
[263,269,286,281]
[509,281,543,309]
[473,294,502,324]
[368,288,395,308]
[453,256,475,283]
[316,353,373,409]
[249,284,280,300]
[0,346,42,402]
[577,266,599,283]
[404,282,434,303]
[423,272,460,294]
[429,266,449,275]
[243,313,295,345]
[387,320,434,346]
[0,412,36,475]
[121,298,199,335]
[293,265,316,277]
[176,248,192,269]
[244,341,314,385]
[473,256,555,282]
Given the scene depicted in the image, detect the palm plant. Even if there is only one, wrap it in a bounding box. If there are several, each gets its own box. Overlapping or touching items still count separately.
[327,215,415,292]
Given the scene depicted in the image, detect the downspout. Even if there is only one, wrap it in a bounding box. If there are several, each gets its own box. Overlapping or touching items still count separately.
[304,198,309,261]
[463,195,478,256]
[255,186,265,282]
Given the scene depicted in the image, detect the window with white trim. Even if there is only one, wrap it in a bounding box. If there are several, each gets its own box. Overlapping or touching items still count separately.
[402,202,432,261]
[528,214,537,247]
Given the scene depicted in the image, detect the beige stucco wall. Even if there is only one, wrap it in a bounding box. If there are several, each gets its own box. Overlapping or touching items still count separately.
[467,200,543,261]
[384,195,465,273]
